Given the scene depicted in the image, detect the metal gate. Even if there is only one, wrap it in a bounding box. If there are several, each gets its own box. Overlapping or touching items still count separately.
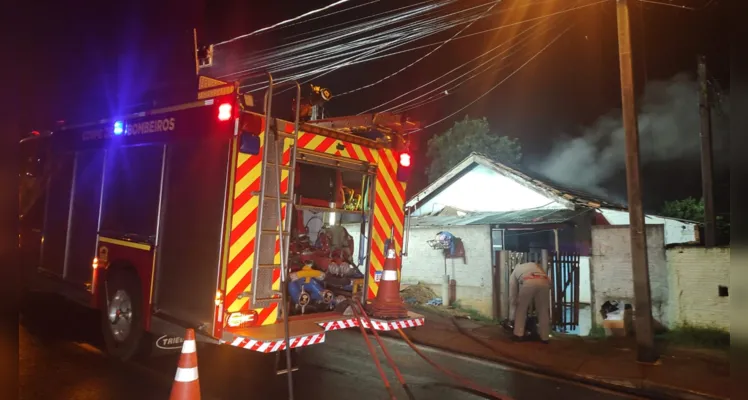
[549,251,580,332]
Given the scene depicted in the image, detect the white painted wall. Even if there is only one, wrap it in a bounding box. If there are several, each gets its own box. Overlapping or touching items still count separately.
[597,208,698,245]
[667,246,730,330]
[579,256,591,304]
[590,225,669,328]
[413,165,566,216]
[403,225,494,316]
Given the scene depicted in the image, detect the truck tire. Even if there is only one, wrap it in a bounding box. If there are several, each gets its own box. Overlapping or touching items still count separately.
[100,268,148,361]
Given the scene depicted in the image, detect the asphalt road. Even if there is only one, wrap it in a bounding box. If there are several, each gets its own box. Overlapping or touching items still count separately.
[20,293,641,400]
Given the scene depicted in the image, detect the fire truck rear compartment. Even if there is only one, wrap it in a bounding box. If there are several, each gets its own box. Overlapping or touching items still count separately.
[286,159,373,316]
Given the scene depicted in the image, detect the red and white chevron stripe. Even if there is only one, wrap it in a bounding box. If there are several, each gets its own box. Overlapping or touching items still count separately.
[319,319,358,331]
[224,333,325,353]
[318,316,425,332]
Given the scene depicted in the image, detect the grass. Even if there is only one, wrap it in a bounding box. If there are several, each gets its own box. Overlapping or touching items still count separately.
[587,325,607,339]
[409,301,497,324]
[450,301,496,323]
[656,323,730,350]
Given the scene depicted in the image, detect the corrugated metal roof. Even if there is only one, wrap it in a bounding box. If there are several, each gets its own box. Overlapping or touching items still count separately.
[410,208,590,227]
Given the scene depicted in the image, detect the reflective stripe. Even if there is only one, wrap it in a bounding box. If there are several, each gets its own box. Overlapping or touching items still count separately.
[382,270,398,281]
[174,367,199,382]
[181,339,196,354]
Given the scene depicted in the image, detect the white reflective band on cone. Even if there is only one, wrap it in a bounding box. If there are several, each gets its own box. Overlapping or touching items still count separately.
[174,367,199,382]
[181,340,196,354]
[382,270,398,281]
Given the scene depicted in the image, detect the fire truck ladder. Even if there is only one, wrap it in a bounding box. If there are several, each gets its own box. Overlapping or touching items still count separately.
[251,74,301,396]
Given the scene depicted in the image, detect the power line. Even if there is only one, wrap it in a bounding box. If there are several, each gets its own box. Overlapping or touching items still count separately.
[240,2,497,92]
[361,18,550,114]
[278,0,384,33]
[410,24,573,134]
[637,0,695,10]
[357,0,603,114]
[215,0,358,46]
[222,0,462,82]
[335,0,503,97]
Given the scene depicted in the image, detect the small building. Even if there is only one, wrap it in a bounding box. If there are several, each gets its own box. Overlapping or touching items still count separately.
[395,153,699,332]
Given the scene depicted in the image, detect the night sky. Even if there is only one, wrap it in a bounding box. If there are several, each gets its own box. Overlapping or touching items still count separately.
[18,0,729,214]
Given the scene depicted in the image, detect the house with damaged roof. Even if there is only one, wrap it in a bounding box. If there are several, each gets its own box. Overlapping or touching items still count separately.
[393,152,700,334]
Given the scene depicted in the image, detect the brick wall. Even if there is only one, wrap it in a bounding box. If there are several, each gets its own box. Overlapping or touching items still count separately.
[590,225,668,327]
[666,246,730,330]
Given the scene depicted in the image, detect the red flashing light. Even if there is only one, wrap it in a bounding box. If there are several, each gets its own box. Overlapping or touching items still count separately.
[218,103,233,121]
[31,130,40,136]
[399,152,411,167]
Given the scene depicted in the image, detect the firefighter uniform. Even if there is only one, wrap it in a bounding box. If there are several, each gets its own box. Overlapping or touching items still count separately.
[508,262,551,342]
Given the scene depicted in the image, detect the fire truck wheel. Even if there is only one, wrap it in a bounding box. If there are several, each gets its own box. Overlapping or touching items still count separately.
[100,268,148,361]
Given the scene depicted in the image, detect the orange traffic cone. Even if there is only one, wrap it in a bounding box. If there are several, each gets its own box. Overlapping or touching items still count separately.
[367,247,409,319]
[169,329,201,400]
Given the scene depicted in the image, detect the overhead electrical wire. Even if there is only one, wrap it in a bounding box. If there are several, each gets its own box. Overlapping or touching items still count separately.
[637,0,696,10]
[277,0,384,33]
[281,0,446,42]
[220,0,461,81]
[348,0,606,67]
[409,24,573,134]
[238,1,502,92]
[335,0,504,97]
[357,0,605,115]
[277,0,604,88]
[214,0,357,46]
[359,18,550,114]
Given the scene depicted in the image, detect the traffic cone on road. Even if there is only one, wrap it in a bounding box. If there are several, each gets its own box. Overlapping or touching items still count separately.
[169,329,201,400]
[367,247,409,319]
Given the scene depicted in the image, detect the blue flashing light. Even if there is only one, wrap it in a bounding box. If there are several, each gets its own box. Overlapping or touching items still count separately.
[113,121,124,135]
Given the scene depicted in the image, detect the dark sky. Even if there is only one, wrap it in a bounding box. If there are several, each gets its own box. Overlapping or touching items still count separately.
[18,0,729,213]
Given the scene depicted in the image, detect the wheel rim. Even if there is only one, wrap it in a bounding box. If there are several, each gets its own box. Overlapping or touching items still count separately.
[107,289,133,342]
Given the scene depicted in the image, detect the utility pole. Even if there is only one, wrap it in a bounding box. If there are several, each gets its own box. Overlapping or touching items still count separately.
[697,55,716,247]
[615,0,658,364]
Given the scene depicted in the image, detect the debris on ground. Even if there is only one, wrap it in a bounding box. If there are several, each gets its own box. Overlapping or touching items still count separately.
[426,298,443,306]
[400,283,438,305]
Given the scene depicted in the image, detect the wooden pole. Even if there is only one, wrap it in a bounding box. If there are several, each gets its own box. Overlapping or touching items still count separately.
[698,55,717,247]
[615,0,658,364]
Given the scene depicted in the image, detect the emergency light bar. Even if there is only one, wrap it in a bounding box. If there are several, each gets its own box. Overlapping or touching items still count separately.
[113,121,124,135]
[397,151,412,182]
[217,103,232,121]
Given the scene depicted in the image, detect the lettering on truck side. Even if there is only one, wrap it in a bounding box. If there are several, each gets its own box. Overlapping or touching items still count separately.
[128,118,176,135]
[155,334,185,350]
[80,117,177,141]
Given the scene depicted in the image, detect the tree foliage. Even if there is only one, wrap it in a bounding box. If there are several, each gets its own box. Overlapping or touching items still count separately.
[426,116,522,182]
[660,197,704,221]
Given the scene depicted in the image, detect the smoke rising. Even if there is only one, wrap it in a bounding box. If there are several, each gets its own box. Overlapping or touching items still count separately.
[532,73,728,198]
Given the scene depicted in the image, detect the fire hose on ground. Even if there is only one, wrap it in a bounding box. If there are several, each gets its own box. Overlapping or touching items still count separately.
[351,299,416,400]
[394,327,511,400]
[349,297,510,400]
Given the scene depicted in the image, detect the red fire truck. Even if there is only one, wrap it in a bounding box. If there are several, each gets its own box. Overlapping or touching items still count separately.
[18,74,424,364]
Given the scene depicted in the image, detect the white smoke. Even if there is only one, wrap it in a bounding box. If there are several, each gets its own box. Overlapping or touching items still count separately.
[532,73,728,196]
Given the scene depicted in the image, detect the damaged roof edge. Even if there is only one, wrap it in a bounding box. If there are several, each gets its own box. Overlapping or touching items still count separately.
[407,152,627,212]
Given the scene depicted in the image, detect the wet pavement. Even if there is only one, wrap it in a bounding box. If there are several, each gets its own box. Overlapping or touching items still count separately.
[20,293,640,400]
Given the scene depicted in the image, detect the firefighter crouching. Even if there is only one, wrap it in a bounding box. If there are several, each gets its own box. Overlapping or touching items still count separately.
[509,262,551,343]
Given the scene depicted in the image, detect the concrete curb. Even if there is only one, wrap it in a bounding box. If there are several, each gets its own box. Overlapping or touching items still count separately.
[385,320,726,400]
